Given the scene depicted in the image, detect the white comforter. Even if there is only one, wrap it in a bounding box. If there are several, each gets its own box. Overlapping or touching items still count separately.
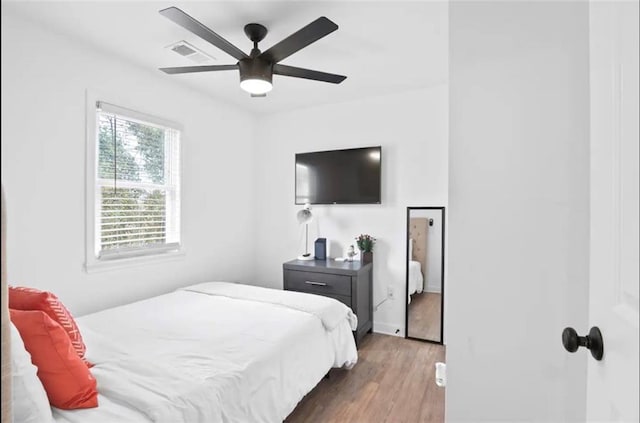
[407,260,424,303]
[183,282,358,331]
[53,282,358,423]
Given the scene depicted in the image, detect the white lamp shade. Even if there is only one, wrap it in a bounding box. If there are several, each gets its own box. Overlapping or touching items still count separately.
[296,208,313,224]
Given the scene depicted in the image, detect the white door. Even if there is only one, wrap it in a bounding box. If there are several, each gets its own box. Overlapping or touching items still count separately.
[587,1,639,421]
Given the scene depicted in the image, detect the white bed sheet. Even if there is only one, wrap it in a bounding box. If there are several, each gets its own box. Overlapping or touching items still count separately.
[53,285,357,423]
[407,260,424,303]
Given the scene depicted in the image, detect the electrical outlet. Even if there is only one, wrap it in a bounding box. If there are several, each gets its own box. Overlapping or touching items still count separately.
[387,286,394,299]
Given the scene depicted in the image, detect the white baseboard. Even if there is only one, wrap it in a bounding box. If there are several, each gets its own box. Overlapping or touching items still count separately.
[373,322,404,337]
[425,285,442,294]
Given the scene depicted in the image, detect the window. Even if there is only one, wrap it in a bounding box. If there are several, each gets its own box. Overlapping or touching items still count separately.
[87,101,181,266]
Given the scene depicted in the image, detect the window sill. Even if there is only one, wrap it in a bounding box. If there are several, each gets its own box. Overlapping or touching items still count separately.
[84,249,186,273]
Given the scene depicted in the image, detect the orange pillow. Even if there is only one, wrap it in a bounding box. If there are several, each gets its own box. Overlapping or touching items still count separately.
[8,286,88,364]
[9,309,98,410]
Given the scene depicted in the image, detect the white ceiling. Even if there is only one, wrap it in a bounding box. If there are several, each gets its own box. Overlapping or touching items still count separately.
[3,1,448,114]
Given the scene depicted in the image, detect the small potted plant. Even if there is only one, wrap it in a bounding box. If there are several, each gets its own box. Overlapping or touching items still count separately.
[355,234,376,264]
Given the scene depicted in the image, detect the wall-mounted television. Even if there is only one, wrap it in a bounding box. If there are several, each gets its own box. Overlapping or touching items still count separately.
[295,146,382,205]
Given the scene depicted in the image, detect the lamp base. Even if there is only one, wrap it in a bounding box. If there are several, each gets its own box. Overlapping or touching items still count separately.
[297,254,315,261]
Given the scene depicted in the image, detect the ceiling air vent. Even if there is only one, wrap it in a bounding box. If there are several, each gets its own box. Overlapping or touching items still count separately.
[166,40,216,64]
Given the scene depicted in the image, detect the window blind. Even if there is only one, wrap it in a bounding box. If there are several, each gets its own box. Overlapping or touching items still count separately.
[95,102,181,260]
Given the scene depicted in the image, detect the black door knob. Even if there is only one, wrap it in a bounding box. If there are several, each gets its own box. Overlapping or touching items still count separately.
[562,326,604,361]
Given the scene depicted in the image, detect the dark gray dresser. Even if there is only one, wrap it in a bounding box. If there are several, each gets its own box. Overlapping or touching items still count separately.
[283,259,373,345]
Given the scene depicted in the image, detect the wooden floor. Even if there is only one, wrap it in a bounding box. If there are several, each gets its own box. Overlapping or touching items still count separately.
[407,293,442,341]
[286,333,445,423]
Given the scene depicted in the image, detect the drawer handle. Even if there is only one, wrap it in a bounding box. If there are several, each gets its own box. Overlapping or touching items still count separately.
[305,281,327,286]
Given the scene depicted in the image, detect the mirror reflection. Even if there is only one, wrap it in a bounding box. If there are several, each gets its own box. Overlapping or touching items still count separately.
[406,207,444,343]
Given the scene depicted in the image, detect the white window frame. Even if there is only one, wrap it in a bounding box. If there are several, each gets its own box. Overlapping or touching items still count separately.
[85,98,184,272]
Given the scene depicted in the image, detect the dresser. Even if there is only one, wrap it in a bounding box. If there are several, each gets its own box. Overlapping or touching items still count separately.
[283,259,373,345]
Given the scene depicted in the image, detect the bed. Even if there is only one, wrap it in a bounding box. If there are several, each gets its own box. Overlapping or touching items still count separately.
[407,260,424,304]
[49,282,358,423]
[407,235,425,304]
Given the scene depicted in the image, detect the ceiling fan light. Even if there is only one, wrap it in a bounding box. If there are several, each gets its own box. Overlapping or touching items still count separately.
[239,58,273,95]
[240,78,273,95]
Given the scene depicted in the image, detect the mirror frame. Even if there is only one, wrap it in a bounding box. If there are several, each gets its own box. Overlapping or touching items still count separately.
[405,206,445,345]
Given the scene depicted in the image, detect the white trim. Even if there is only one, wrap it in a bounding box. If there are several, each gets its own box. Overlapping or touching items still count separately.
[97,101,183,132]
[84,249,186,274]
[373,322,404,337]
[425,285,442,294]
[85,89,98,269]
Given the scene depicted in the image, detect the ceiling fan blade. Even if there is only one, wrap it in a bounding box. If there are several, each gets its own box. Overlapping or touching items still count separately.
[160,65,238,74]
[159,7,248,61]
[273,64,346,84]
[259,17,338,64]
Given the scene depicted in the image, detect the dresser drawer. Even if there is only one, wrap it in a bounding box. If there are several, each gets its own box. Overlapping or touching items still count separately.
[284,270,351,297]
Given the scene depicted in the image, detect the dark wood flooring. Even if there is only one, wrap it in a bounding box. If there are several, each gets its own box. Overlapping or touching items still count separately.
[286,333,446,423]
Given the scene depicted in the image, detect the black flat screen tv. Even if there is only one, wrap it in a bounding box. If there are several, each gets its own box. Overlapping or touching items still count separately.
[295,146,382,205]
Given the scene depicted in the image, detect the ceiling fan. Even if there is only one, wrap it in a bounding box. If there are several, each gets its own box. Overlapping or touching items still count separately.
[158,7,347,97]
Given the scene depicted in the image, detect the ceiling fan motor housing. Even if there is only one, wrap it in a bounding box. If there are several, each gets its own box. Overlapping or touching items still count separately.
[239,58,273,85]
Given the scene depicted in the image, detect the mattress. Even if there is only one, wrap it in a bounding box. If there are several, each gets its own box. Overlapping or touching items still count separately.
[52,283,358,423]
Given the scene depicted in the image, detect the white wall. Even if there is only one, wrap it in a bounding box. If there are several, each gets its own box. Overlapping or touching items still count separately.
[447,2,590,421]
[1,10,257,316]
[252,86,448,336]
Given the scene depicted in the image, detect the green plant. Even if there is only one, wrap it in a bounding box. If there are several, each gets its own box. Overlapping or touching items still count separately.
[355,234,376,252]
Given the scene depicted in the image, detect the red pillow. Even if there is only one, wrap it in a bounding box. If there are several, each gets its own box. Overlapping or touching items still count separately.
[8,286,88,364]
[9,309,98,409]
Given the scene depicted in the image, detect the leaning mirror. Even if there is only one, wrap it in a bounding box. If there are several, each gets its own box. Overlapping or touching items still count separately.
[405,206,445,343]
